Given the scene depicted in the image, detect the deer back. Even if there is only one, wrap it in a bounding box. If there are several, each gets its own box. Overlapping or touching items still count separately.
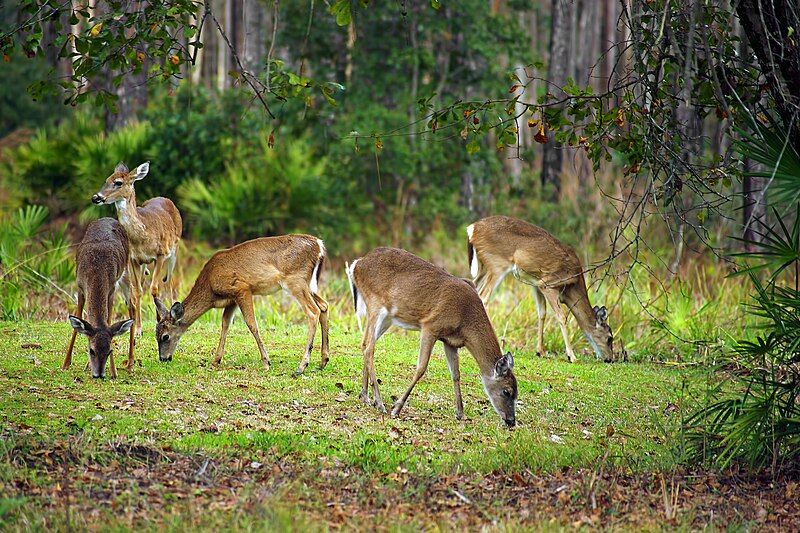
[471,215,583,287]
[75,218,129,324]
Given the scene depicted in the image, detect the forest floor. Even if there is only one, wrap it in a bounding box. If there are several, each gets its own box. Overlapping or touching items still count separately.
[1,319,798,531]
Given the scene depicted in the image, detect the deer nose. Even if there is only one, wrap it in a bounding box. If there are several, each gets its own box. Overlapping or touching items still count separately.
[92,374,105,379]
[504,417,516,428]
[91,194,104,204]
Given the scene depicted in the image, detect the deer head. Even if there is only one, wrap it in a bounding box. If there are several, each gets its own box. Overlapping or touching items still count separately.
[154,297,187,362]
[92,162,149,206]
[481,352,518,427]
[68,316,133,378]
[584,305,616,362]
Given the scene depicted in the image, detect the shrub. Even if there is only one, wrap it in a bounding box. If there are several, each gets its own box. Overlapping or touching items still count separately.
[0,205,74,320]
[178,137,328,244]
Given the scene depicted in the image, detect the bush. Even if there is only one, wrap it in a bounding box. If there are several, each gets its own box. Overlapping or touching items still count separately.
[0,205,74,320]
[178,137,328,244]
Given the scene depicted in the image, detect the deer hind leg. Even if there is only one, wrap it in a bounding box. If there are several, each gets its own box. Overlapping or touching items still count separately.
[127,262,143,340]
[62,292,85,371]
[443,342,464,420]
[235,290,270,370]
[164,249,178,300]
[148,255,166,297]
[475,259,511,304]
[312,293,330,370]
[288,284,321,376]
[532,287,548,356]
[212,304,237,366]
[391,330,436,418]
[541,288,576,363]
[360,310,390,413]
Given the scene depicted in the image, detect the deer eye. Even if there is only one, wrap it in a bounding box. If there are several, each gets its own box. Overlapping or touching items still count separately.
[161,334,170,343]
[113,180,123,187]
[89,348,96,357]
[502,389,511,398]
[607,338,613,347]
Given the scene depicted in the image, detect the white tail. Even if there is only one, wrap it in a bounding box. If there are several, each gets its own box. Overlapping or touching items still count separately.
[345,259,364,332]
[348,247,518,426]
[467,215,619,362]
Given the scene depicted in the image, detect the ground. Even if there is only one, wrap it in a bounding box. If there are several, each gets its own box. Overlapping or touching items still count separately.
[1,317,797,531]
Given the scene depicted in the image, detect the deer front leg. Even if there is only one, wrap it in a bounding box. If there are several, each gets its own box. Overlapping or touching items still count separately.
[62,292,85,370]
[148,255,166,297]
[212,304,237,366]
[391,330,436,417]
[359,319,376,405]
[443,342,464,420]
[235,291,270,370]
[542,288,576,363]
[532,287,547,356]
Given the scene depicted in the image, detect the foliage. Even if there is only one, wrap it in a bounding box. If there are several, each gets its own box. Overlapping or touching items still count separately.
[178,137,328,244]
[0,204,73,320]
[686,123,800,471]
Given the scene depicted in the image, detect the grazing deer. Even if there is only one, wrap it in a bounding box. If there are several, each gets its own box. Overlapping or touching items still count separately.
[62,218,134,378]
[467,215,618,363]
[346,247,518,427]
[92,161,182,344]
[153,235,329,374]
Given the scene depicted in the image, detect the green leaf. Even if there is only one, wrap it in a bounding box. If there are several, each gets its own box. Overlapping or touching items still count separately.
[330,0,352,26]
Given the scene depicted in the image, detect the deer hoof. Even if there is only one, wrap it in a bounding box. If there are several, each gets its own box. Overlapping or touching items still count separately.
[360,393,370,405]
[318,357,329,370]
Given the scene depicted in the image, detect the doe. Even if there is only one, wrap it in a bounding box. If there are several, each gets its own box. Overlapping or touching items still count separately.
[63,218,134,379]
[346,247,518,427]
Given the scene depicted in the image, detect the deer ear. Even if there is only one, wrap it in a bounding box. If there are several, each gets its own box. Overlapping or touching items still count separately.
[110,319,134,337]
[595,305,608,326]
[133,161,149,181]
[68,315,94,336]
[460,278,477,289]
[494,352,514,377]
[115,161,129,174]
[170,301,185,322]
[154,297,169,321]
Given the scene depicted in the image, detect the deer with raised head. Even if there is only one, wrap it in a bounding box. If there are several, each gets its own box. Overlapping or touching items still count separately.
[346,247,518,427]
[153,235,329,374]
[467,215,619,363]
[92,161,182,346]
[62,218,134,379]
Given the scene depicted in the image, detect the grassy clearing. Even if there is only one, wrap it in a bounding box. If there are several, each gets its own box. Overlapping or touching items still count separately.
[1,270,782,530]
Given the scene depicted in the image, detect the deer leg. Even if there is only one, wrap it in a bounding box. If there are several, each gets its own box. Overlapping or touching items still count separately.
[287,284,320,376]
[542,288,576,363]
[128,262,143,340]
[235,291,270,370]
[312,293,330,370]
[62,292,85,371]
[148,255,166,297]
[391,330,436,417]
[359,317,376,405]
[164,249,178,300]
[443,342,464,420]
[212,304,237,366]
[532,287,547,356]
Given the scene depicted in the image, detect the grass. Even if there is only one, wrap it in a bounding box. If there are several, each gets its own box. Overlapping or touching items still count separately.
[0,270,776,530]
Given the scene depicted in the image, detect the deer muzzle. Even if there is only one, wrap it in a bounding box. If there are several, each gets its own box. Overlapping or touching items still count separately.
[91,193,105,205]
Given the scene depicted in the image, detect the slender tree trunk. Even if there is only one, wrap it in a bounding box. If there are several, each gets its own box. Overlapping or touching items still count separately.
[541,0,572,199]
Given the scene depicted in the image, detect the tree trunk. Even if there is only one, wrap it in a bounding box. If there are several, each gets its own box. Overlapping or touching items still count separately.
[743,158,768,251]
[541,0,572,199]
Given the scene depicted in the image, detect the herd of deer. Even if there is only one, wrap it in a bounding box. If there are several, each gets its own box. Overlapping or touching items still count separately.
[62,162,620,427]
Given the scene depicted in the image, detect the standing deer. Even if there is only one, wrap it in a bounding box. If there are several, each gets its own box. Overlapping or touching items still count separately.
[467,215,618,363]
[62,218,134,379]
[346,247,518,426]
[153,235,329,374]
[92,161,182,347]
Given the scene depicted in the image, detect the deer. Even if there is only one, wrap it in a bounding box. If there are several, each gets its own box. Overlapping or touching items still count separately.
[91,161,182,348]
[153,234,329,375]
[345,247,518,427]
[467,215,619,363]
[62,218,134,379]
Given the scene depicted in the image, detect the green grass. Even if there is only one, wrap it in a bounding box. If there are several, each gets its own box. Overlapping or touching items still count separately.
[1,318,689,473]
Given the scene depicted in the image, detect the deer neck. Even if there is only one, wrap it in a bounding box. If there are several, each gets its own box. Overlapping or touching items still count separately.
[179,278,215,329]
[114,193,146,237]
[464,319,505,376]
[84,282,111,328]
